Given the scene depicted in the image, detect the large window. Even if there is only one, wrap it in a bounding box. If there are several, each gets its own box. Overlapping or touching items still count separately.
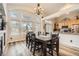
[27,23,32,30]
[8,10,19,18]
[22,15,31,20]
[21,22,32,32]
[8,10,33,36]
[10,21,20,35]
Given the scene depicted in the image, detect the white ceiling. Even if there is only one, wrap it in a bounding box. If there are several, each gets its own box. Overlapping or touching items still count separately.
[42,3,79,20]
[6,3,65,17]
[6,3,79,21]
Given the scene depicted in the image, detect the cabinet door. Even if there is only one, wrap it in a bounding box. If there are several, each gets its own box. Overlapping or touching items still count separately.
[0,37,3,56]
[0,16,2,30]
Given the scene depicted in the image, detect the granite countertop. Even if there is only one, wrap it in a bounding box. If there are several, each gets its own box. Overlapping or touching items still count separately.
[53,31,79,35]
[59,32,79,35]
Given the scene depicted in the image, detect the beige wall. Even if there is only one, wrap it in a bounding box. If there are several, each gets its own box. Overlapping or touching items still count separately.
[58,19,79,29]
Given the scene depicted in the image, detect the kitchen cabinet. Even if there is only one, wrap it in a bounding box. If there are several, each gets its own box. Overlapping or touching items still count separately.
[0,31,5,56]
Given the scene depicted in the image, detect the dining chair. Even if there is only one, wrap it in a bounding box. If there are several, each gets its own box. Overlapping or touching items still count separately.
[27,32,33,48]
[26,32,33,48]
[30,33,43,56]
[26,32,30,46]
[46,34,59,56]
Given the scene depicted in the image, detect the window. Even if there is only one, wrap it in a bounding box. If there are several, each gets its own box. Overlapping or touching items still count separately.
[21,22,32,32]
[22,15,31,20]
[8,10,19,18]
[27,23,32,30]
[8,10,33,38]
[10,21,20,35]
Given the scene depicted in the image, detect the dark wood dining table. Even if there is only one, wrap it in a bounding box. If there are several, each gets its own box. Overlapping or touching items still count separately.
[36,35,51,56]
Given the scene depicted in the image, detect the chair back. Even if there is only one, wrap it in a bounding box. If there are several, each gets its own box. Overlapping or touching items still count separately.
[31,33,36,41]
[50,33,59,56]
[51,33,59,44]
[26,32,34,40]
[28,32,34,40]
[26,32,30,39]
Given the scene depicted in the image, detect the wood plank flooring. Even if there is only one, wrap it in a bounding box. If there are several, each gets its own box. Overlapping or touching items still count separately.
[3,41,79,56]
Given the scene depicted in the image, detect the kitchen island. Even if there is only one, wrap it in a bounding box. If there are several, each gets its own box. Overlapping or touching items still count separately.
[59,32,79,48]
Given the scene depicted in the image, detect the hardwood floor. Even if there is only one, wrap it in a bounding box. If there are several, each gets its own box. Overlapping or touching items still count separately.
[59,44,79,56]
[3,41,32,56]
[3,41,79,56]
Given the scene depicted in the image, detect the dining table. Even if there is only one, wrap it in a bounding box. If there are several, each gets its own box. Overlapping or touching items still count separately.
[36,35,51,56]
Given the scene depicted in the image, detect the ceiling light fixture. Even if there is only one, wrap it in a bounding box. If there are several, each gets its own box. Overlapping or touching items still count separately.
[34,3,44,18]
